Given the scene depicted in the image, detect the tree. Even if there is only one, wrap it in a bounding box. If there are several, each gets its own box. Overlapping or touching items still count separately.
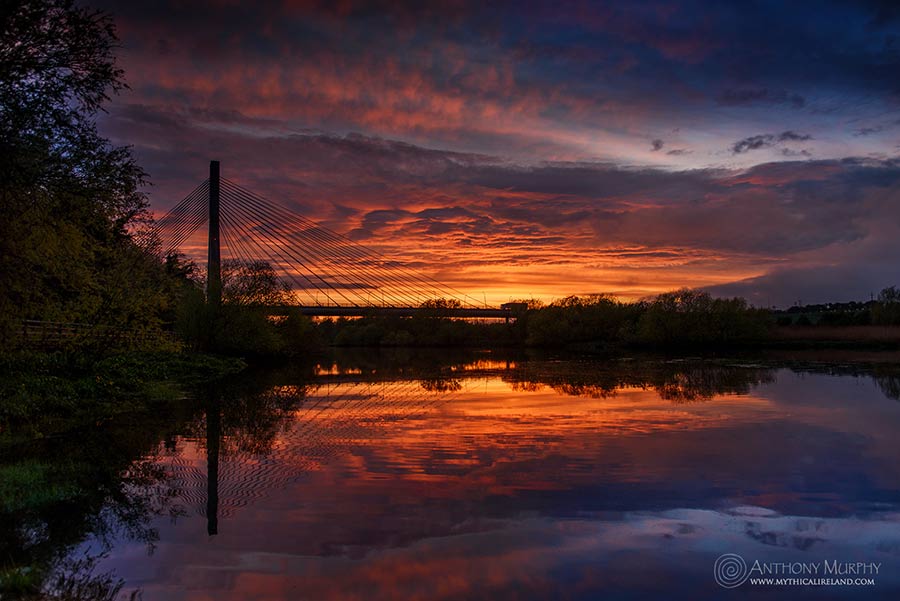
[873,286,900,325]
[0,0,155,343]
[221,260,292,306]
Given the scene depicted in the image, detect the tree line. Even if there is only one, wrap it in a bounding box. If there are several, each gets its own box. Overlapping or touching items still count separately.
[317,290,772,351]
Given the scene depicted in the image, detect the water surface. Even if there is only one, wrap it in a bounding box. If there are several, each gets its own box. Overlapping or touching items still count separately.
[19,354,900,599]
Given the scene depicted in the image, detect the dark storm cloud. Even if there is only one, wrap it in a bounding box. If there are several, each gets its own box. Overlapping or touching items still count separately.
[97,0,900,158]
[706,263,900,307]
[732,131,813,154]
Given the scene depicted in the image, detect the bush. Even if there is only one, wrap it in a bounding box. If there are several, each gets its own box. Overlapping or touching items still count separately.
[872,286,900,325]
[635,290,768,346]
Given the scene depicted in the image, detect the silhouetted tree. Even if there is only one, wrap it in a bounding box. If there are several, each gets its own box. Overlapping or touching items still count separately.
[872,286,900,326]
[0,0,158,344]
[221,260,292,306]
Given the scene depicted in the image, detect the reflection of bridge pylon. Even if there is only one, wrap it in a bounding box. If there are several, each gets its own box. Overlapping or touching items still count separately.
[205,395,220,536]
[159,378,468,534]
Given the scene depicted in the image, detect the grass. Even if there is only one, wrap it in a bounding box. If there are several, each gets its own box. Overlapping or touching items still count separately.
[0,460,80,513]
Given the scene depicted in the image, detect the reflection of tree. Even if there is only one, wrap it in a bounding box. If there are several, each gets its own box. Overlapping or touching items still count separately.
[876,375,900,401]
[778,362,900,402]
[34,552,140,601]
[652,366,775,403]
[509,380,551,394]
[0,409,195,599]
[504,360,777,403]
[177,368,315,457]
[421,378,462,393]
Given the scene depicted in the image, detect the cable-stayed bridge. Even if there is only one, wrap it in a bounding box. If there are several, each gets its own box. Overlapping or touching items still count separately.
[143,161,517,319]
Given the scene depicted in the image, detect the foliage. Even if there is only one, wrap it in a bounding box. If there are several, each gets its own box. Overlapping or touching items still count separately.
[635,289,770,346]
[221,259,292,306]
[326,314,516,348]
[0,350,244,439]
[319,290,773,349]
[0,461,79,514]
[168,259,320,356]
[872,286,900,326]
[0,0,178,347]
[526,294,640,348]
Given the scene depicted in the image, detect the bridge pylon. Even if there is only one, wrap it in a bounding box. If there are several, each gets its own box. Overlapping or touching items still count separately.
[207,160,222,308]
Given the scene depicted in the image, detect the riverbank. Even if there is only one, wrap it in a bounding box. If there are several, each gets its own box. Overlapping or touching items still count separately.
[768,324,900,348]
[0,349,247,599]
[0,350,245,445]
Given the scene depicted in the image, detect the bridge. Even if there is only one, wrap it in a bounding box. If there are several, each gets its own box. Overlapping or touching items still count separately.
[144,161,519,320]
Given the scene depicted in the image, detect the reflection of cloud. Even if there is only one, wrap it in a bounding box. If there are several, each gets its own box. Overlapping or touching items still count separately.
[105,508,900,600]
[94,364,900,598]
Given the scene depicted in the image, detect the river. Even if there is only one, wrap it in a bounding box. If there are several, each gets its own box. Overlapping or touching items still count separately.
[13,351,900,599]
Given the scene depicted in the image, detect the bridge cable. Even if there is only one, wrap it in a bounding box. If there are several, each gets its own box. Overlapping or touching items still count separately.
[220,189,360,306]
[220,179,463,306]
[220,180,458,307]
[219,204,339,306]
[220,185,368,306]
[134,181,207,251]
[220,181,415,306]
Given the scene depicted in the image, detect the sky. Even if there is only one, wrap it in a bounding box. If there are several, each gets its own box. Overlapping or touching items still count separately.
[95,0,900,306]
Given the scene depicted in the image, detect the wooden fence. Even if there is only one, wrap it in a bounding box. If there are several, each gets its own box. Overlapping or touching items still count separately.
[14,320,177,350]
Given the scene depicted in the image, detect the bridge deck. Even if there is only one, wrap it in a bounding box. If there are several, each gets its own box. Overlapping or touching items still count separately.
[264,305,515,319]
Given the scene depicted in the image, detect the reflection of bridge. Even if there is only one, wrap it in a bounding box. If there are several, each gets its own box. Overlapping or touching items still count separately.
[162,377,469,535]
[145,161,517,319]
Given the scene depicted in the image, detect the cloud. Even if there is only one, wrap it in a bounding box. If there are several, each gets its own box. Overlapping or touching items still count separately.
[706,263,897,307]
[732,135,776,154]
[853,118,900,137]
[777,131,812,142]
[716,88,806,108]
[101,97,900,302]
[89,0,900,303]
[732,131,813,154]
[92,0,900,171]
